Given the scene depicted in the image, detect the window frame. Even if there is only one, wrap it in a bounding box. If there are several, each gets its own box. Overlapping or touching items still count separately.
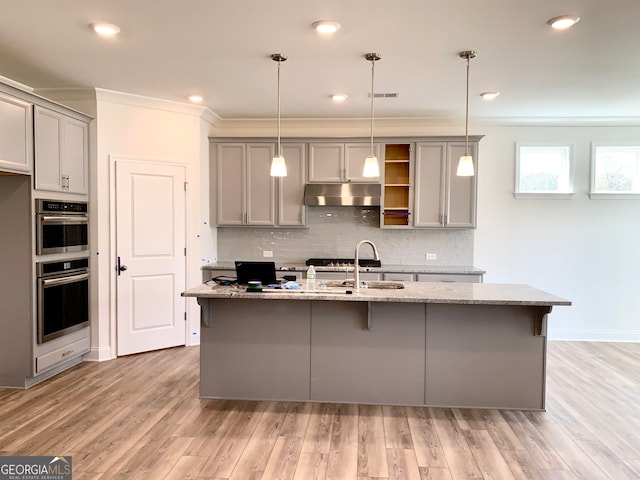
[589,143,640,199]
[514,143,575,199]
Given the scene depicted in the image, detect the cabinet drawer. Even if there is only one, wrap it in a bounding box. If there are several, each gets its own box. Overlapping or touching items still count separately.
[36,336,90,374]
[417,273,482,283]
[383,273,415,281]
[316,271,380,281]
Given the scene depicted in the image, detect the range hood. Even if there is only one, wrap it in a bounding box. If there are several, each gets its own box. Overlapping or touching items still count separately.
[304,183,381,206]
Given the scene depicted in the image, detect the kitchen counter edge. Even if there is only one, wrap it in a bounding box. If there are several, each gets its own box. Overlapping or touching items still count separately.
[182,282,571,307]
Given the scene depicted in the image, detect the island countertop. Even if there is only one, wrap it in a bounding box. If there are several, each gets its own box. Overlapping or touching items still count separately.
[182,282,571,307]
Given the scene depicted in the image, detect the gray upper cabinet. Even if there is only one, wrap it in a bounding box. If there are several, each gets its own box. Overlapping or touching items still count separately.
[308,142,380,183]
[277,143,306,226]
[213,142,306,227]
[414,141,477,228]
[215,143,275,226]
[0,92,33,174]
[34,106,89,194]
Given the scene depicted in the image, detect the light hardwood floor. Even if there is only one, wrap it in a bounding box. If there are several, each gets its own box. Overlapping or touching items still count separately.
[0,341,639,479]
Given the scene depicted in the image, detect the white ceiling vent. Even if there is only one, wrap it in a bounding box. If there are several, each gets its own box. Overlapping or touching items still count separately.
[369,92,400,98]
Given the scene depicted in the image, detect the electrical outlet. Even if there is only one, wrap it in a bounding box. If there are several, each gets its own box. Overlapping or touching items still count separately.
[426,253,437,260]
[263,250,273,258]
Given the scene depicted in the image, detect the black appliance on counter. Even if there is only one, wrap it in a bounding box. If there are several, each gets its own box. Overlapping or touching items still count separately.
[235,261,277,285]
[305,258,381,268]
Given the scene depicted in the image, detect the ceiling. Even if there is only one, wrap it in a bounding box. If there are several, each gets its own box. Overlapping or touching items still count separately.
[1,0,639,124]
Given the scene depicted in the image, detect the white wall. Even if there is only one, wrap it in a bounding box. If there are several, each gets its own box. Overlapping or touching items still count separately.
[475,125,640,341]
[90,90,209,359]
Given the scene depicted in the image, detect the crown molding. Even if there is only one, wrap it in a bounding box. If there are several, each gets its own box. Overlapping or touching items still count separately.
[95,88,215,119]
[0,75,33,93]
[34,87,96,102]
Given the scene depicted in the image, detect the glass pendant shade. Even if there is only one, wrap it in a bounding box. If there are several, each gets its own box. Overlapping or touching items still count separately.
[456,155,475,176]
[363,53,381,178]
[457,50,477,177]
[270,53,287,177]
[363,155,380,177]
[270,155,287,177]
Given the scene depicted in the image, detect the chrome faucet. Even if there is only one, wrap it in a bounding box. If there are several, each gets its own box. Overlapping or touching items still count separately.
[354,240,380,289]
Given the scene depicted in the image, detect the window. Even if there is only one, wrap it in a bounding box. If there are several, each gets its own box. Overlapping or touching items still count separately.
[590,145,640,198]
[515,145,574,198]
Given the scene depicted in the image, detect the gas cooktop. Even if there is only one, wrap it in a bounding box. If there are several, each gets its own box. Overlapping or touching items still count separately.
[305,258,382,268]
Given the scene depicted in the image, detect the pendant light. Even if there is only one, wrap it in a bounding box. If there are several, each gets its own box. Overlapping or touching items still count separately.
[457,50,477,177]
[270,53,287,177]
[363,53,381,178]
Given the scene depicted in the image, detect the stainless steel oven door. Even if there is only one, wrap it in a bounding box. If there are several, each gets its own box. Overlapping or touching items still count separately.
[37,269,90,343]
[36,214,89,255]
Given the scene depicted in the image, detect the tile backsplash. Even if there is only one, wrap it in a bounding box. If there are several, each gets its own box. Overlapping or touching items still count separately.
[217,206,473,265]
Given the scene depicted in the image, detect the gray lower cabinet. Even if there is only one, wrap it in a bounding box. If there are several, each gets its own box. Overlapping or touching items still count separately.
[0,92,33,174]
[200,299,311,400]
[315,271,379,281]
[197,298,547,409]
[383,272,415,281]
[310,302,426,404]
[425,304,546,409]
[384,272,483,282]
[417,273,483,283]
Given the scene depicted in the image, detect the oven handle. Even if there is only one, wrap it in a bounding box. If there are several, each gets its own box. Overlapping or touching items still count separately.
[40,215,89,224]
[42,272,90,288]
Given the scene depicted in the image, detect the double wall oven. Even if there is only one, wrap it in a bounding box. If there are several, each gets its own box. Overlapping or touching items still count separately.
[35,199,90,344]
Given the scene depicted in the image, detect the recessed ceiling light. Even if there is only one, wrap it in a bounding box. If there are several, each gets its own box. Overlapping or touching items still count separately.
[480,92,500,100]
[547,15,580,29]
[188,95,203,103]
[331,94,348,102]
[91,22,121,36]
[312,20,341,34]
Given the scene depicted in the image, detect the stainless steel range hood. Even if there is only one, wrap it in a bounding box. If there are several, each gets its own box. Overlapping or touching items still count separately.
[303,183,381,206]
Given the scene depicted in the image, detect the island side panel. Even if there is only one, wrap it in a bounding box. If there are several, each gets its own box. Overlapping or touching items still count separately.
[310,302,426,405]
[425,304,547,410]
[200,298,311,401]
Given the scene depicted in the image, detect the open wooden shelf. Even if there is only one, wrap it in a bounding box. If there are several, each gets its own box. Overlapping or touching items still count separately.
[382,144,411,226]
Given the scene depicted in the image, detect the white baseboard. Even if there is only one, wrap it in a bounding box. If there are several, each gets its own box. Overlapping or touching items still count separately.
[83,346,115,362]
[549,329,640,343]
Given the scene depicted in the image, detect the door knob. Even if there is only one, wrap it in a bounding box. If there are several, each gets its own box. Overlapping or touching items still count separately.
[117,256,128,276]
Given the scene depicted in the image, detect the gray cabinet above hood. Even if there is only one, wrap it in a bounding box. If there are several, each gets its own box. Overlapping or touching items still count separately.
[304,183,381,206]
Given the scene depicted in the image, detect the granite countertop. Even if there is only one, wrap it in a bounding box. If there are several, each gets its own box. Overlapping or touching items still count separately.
[202,262,486,275]
[183,282,570,307]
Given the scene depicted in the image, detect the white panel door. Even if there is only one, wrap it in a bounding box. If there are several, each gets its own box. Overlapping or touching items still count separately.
[116,160,186,356]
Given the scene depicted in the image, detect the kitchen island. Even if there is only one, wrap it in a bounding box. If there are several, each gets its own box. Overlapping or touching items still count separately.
[183,282,570,410]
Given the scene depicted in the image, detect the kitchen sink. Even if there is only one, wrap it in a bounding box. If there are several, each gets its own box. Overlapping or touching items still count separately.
[319,280,405,290]
[363,281,405,290]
